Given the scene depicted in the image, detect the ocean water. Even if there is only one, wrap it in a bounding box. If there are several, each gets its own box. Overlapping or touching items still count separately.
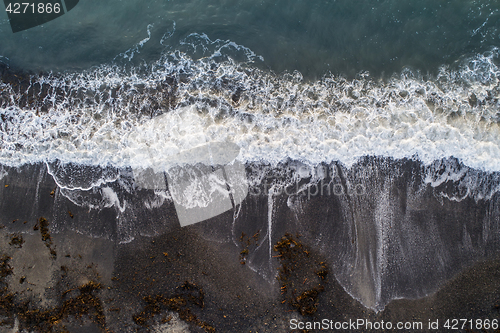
[1,0,500,325]
[0,0,499,170]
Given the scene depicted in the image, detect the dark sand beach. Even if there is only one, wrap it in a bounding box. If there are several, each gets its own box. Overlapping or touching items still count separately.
[0,159,499,332]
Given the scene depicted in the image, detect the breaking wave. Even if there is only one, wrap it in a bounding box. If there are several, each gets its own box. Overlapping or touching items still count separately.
[0,34,499,173]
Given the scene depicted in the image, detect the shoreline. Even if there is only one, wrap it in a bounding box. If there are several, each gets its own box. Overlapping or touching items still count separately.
[0,158,499,331]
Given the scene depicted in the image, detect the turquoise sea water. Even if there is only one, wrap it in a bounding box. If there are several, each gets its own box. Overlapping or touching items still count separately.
[0,0,499,78]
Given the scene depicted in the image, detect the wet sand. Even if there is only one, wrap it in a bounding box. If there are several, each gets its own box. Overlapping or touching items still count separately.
[0,160,499,332]
[0,223,499,332]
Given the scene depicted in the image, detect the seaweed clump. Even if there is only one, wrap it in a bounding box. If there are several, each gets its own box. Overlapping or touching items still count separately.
[0,247,108,331]
[274,233,328,316]
[133,281,215,332]
[9,233,24,248]
[0,255,14,326]
[15,281,106,332]
[34,217,57,259]
[239,230,260,265]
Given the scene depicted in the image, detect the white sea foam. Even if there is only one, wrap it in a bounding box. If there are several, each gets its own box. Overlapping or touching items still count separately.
[0,166,6,180]
[0,35,499,177]
[115,23,155,61]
